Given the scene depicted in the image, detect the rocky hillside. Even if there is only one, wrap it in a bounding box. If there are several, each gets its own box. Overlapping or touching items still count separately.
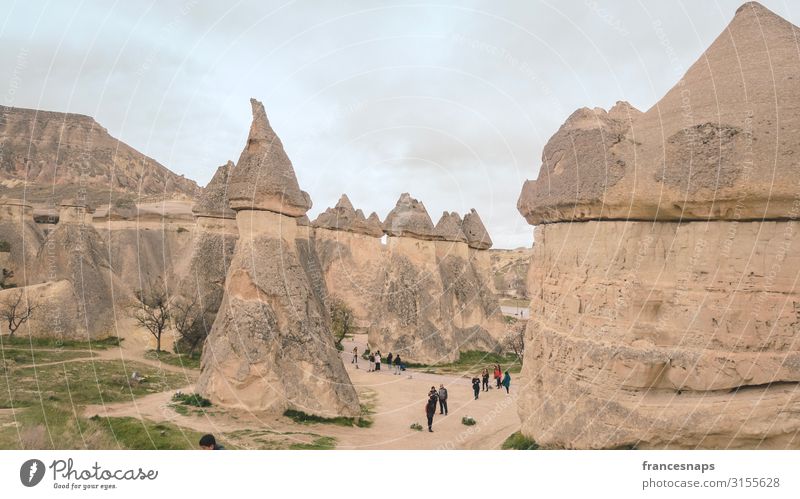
[0,106,199,204]
[487,247,531,303]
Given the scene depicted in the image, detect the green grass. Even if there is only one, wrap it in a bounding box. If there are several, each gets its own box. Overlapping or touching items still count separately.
[0,335,122,350]
[0,348,96,366]
[283,408,372,428]
[405,350,522,375]
[91,416,206,450]
[462,416,476,426]
[501,431,539,450]
[500,298,529,308]
[289,436,336,450]
[143,350,201,370]
[0,359,192,409]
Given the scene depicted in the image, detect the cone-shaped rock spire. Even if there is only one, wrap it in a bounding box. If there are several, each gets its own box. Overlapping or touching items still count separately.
[518,1,800,224]
[227,99,311,216]
[313,194,383,237]
[433,211,467,243]
[193,161,235,219]
[382,193,435,239]
[462,209,492,249]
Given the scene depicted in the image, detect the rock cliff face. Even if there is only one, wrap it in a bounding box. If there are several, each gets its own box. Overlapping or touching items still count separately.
[197,99,360,417]
[0,106,198,203]
[517,2,800,449]
[28,199,123,339]
[182,161,238,317]
[0,199,44,281]
[313,195,385,327]
[369,196,502,363]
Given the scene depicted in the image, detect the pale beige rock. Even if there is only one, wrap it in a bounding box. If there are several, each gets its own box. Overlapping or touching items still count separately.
[518,2,800,224]
[226,99,312,216]
[0,198,44,278]
[313,194,384,237]
[516,2,800,449]
[198,99,359,418]
[520,221,800,449]
[0,280,82,339]
[382,193,436,239]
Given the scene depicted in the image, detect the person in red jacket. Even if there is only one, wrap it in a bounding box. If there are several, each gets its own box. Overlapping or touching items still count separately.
[493,364,502,389]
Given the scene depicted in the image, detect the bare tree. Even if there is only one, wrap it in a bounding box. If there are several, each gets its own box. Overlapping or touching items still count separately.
[129,279,171,352]
[0,289,37,337]
[502,325,525,363]
[171,295,212,357]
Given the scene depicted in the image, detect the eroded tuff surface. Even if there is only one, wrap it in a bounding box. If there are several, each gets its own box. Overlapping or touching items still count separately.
[368,238,503,364]
[518,2,800,224]
[517,2,800,449]
[520,221,800,449]
[313,194,383,237]
[198,99,359,417]
[382,193,436,239]
[226,99,311,215]
[0,106,198,203]
[197,213,360,416]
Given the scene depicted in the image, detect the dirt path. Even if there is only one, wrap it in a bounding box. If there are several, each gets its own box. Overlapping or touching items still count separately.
[81,334,521,449]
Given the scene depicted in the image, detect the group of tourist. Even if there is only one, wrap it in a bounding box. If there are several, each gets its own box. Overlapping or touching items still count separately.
[352,347,403,374]
[425,365,511,432]
[471,364,510,399]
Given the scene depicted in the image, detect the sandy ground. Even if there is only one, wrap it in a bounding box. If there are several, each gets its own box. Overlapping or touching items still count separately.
[81,333,522,449]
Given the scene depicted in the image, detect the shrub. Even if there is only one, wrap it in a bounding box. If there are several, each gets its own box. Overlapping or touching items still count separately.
[501,431,539,450]
[461,416,476,426]
[410,422,423,431]
[172,392,212,407]
[176,227,189,233]
[0,240,10,252]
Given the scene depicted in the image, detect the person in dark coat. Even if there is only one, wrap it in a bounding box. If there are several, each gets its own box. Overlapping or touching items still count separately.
[394,354,402,375]
[481,368,489,391]
[502,371,511,394]
[471,377,481,400]
[438,384,448,415]
[425,388,438,432]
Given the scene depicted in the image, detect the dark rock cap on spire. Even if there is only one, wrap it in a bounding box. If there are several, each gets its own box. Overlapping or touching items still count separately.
[382,193,436,239]
[193,161,236,219]
[462,209,492,249]
[313,194,383,237]
[433,211,467,243]
[227,98,312,216]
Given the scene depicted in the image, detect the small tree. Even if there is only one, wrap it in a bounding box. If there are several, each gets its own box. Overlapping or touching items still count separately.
[503,326,525,363]
[129,279,171,352]
[0,289,37,337]
[171,295,212,357]
[329,298,354,347]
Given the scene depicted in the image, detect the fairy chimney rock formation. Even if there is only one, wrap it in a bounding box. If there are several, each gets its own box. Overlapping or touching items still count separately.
[382,193,436,239]
[193,161,236,220]
[226,99,312,216]
[516,1,800,449]
[433,211,467,243]
[313,194,384,237]
[462,209,492,250]
[197,99,359,418]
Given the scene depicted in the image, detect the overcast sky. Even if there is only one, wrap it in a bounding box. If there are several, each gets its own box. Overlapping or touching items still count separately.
[1,0,796,248]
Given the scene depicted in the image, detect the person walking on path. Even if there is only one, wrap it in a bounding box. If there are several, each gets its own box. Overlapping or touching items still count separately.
[375,351,382,371]
[494,364,502,389]
[481,368,490,391]
[502,371,511,394]
[471,377,481,400]
[438,384,448,415]
[425,389,438,432]
[368,353,375,372]
[394,354,402,375]
[387,352,393,368]
[352,346,359,367]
